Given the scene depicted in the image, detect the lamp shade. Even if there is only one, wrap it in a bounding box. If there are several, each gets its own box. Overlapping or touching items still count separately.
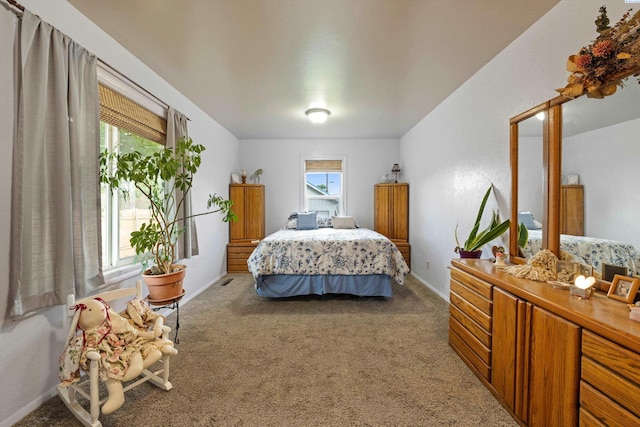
[305,108,330,124]
[391,163,401,183]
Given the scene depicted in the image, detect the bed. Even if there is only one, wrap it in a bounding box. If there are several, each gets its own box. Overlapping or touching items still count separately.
[247,227,410,298]
[521,230,640,277]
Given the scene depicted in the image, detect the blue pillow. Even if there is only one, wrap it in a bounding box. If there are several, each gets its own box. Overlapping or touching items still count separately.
[296,212,317,230]
[518,212,540,230]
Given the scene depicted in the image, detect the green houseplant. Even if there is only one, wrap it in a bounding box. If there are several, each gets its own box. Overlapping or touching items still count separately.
[100,136,236,300]
[454,185,525,258]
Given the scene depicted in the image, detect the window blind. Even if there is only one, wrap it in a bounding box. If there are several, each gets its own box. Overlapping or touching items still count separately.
[305,159,342,172]
[98,84,167,144]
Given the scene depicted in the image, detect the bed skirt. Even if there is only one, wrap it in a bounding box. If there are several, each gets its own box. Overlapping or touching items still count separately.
[255,274,393,298]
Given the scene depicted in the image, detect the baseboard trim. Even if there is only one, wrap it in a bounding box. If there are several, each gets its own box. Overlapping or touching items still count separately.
[1,388,57,427]
[410,272,449,302]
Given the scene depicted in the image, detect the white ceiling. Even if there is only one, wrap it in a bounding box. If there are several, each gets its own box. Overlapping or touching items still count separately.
[68,0,559,140]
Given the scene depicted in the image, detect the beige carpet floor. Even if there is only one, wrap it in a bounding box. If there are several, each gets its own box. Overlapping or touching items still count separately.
[14,274,517,426]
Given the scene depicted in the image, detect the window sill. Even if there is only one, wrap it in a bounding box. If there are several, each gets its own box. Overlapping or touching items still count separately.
[103,264,142,286]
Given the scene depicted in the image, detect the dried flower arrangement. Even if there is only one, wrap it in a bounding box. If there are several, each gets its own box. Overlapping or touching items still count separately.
[557,6,640,99]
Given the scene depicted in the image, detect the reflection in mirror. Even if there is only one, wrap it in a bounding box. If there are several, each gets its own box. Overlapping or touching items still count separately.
[517,113,544,242]
[559,84,640,279]
[517,114,544,261]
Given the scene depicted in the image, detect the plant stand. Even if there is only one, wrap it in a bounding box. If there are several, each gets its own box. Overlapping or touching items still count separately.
[147,291,185,344]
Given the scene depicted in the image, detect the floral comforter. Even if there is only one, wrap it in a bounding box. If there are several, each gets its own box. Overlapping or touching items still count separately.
[522,230,640,277]
[247,228,410,284]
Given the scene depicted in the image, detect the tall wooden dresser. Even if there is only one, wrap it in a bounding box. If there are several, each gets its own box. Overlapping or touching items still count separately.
[374,182,410,268]
[560,185,584,236]
[227,183,265,273]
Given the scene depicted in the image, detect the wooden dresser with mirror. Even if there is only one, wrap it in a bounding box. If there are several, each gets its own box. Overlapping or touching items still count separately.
[449,50,640,426]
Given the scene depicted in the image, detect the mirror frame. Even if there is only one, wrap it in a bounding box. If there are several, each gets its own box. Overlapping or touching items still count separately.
[508,96,570,264]
[508,101,549,264]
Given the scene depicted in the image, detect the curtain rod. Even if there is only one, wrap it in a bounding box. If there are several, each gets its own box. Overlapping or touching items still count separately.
[98,59,191,122]
[7,0,24,12]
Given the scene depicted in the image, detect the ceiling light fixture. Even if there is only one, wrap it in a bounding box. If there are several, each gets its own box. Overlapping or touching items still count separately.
[305,108,331,124]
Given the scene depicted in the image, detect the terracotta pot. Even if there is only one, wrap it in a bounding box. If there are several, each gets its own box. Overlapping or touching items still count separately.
[459,249,482,259]
[143,264,186,302]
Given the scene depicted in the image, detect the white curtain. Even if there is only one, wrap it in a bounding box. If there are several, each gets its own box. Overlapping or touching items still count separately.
[9,10,103,317]
[166,107,198,259]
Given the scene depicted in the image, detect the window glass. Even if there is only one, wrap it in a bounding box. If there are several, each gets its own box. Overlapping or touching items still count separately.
[100,121,163,268]
[304,160,344,216]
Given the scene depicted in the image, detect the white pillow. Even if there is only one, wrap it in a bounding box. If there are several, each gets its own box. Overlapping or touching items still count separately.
[332,216,357,229]
[284,218,297,229]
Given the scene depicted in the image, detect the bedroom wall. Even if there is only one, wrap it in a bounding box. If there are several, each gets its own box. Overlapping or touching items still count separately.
[400,0,633,299]
[239,138,400,234]
[0,1,239,425]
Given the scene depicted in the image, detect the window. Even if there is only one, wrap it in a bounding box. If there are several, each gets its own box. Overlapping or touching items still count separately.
[100,122,163,268]
[98,78,168,271]
[303,158,345,216]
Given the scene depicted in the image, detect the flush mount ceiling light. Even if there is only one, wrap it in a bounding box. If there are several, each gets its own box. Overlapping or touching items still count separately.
[305,108,331,124]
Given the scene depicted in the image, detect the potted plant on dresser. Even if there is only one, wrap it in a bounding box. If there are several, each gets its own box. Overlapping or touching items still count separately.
[100,136,236,301]
[454,184,526,259]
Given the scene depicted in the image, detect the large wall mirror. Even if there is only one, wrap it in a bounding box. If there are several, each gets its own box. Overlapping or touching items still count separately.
[509,102,551,264]
[560,81,640,280]
[510,71,640,281]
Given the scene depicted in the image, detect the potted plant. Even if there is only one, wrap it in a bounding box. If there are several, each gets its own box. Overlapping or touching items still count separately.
[454,185,514,259]
[100,136,236,301]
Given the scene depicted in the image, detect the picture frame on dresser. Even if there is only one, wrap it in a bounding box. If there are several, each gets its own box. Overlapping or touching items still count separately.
[602,263,628,283]
[607,275,640,303]
[556,261,579,283]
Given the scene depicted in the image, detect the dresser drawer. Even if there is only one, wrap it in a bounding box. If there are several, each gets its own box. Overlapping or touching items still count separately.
[582,330,640,419]
[451,268,493,299]
[227,242,258,273]
[393,241,411,269]
[449,321,491,381]
[450,279,492,316]
[228,242,258,256]
[579,408,607,427]
[582,330,640,385]
[449,303,491,347]
[580,380,640,426]
[449,291,492,333]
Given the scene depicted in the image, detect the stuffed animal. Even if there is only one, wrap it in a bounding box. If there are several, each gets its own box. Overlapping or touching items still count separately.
[59,297,178,415]
[122,297,169,337]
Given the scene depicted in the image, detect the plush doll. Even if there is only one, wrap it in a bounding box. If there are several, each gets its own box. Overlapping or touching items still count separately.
[121,297,166,338]
[59,297,178,415]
